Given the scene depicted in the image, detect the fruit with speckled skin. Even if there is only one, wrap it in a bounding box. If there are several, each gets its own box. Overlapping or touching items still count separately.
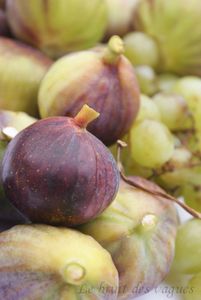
[6,0,107,58]
[38,36,140,146]
[0,224,119,299]
[0,37,52,116]
[79,177,178,299]
[1,106,120,226]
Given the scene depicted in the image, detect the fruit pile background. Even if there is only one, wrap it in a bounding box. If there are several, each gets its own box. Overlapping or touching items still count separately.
[0,0,201,300]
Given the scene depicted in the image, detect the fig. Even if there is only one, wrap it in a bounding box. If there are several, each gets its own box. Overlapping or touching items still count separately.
[105,0,139,38]
[0,224,119,299]
[38,36,140,146]
[124,32,159,68]
[0,9,10,36]
[6,0,107,58]
[1,105,120,226]
[79,177,178,299]
[0,38,52,116]
[134,0,201,76]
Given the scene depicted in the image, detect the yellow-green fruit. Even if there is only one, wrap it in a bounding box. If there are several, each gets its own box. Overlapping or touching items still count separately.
[134,0,201,76]
[0,224,119,299]
[0,37,52,116]
[124,32,159,68]
[7,0,107,58]
[136,94,161,123]
[105,0,139,38]
[184,273,201,300]
[157,73,179,93]
[171,219,201,275]
[80,178,178,299]
[135,65,159,96]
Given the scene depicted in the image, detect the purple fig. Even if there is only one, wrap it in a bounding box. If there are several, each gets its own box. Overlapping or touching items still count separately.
[0,9,10,36]
[0,37,52,116]
[80,177,179,299]
[38,36,140,146]
[1,105,120,226]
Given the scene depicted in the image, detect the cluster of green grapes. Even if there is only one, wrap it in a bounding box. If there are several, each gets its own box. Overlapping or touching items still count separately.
[168,219,201,300]
[112,75,201,215]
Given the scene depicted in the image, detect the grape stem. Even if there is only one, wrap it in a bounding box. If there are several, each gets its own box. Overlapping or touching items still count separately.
[117,140,201,219]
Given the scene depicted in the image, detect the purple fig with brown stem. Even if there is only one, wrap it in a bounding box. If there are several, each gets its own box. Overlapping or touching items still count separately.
[38,36,140,146]
[1,105,120,226]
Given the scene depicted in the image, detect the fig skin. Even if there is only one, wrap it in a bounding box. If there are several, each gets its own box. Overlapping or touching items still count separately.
[0,111,36,232]
[0,37,52,116]
[0,10,10,36]
[1,106,120,226]
[0,224,119,299]
[79,177,179,299]
[38,36,140,146]
[6,0,107,58]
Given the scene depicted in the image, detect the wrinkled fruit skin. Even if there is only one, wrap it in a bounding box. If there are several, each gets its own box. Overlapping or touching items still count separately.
[38,48,140,146]
[0,38,52,116]
[0,224,119,299]
[80,177,178,299]
[2,117,120,226]
[6,0,107,58]
[0,10,10,36]
[134,0,201,76]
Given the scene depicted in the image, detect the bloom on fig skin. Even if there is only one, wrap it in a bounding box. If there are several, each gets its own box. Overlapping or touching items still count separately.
[6,0,107,58]
[0,224,119,299]
[79,177,178,299]
[38,36,140,146]
[1,105,120,227]
[0,37,52,116]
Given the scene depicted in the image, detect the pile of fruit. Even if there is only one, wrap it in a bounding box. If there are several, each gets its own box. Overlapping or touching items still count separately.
[0,0,201,299]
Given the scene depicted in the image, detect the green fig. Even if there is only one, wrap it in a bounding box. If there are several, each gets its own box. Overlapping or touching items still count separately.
[124,32,159,68]
[6,0,107,58]
[38,36,140,146]
[134,0,201,76]
[79,178,178,299]
[0,38,52,116]
[0,224,119,299]
[157,73,179,93]
[105,0,139,38]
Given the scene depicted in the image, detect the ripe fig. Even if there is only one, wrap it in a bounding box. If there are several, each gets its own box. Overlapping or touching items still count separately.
[0,9,10,36]
[38,36,140,146]
[134,0,201,76]
[105,0,139,38]
[79,177,178,299]
[1,105,120,226]
[0,37,52,116]
[0,224,119,299]
[6,0,107,58]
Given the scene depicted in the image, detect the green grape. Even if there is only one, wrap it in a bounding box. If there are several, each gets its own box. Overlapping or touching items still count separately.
[180,184,201,213]
[157,73,179,93]
[184,273,201,300]
[135,65,159,96]
[173,77,201,132]
[152,93,192,130]
[171,219,201,275]
[129,119,174,168]
[124,31,159,68]
[136,94,161,123]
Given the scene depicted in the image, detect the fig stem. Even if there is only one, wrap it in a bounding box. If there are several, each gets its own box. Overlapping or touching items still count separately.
[116,140,201,220]
[103,35,125,64]
[74,104,100,129]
